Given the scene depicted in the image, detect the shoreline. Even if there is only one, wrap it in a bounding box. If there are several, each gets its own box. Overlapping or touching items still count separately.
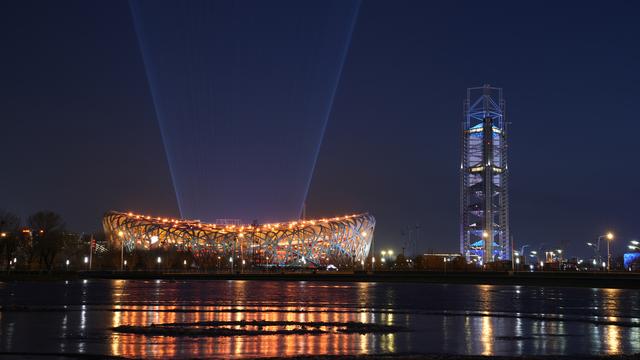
[1,270,639,289]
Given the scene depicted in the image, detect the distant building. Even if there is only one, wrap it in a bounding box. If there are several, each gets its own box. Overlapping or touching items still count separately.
[624,252,640,271]
[416,253,463,270]
[460,85,510,263]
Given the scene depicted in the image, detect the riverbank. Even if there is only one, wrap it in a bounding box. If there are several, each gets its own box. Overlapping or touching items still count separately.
[1,270,639,288]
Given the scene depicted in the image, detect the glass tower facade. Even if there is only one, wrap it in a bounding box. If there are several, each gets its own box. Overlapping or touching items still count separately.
[460,85,510,263]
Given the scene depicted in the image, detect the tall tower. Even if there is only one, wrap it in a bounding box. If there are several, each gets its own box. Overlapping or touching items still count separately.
[460,85,510,263]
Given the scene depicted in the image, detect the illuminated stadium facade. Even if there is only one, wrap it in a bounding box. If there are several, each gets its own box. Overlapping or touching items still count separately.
[103,211,375,268]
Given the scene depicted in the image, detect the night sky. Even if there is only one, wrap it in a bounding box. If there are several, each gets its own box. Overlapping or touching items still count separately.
[1,1,639,258]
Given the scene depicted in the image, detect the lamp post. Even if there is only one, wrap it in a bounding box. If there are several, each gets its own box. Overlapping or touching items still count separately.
[586,242,600,269]
[588,233,614,271]
[1,233,6,270]
[515,245,529,267]
[118,231,124,271]
[605,232,614,271]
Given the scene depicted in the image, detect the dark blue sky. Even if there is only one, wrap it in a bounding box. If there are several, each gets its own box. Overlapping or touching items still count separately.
[129,0,360,223]
[1,0,639,258]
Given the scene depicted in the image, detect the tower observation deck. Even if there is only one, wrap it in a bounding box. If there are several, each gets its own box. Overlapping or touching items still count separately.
[460,85,510,263]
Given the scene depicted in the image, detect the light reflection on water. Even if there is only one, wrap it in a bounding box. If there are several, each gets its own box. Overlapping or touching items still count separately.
[109,303,389,358]
[0,280,639,358]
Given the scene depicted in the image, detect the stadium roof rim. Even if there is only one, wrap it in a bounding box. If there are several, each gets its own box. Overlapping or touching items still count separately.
[103,210,373,228]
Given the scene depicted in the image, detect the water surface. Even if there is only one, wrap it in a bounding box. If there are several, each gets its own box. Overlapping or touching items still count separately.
[0,280,638,358]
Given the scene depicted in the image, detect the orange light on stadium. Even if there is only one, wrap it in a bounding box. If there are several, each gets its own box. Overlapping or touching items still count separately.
[104,211,374,267]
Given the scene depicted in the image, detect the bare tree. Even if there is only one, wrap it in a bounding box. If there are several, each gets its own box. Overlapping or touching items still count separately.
[29,211,66,271]
[0,211,20,270]
[0,211,20,232]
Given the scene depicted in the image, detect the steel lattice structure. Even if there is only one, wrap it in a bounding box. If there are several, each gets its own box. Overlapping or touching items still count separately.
[103,211,375,267]
[460,85,510,263]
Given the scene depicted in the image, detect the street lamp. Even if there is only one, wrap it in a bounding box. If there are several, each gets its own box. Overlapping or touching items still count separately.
[605,232,614,271]
[118,231,125,271]
[529,250,539,265]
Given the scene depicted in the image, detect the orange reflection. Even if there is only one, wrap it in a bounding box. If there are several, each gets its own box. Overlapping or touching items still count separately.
[602,288,622,355]
[107,303,395,358]
[480,316,493,355]
[605,325,621,355]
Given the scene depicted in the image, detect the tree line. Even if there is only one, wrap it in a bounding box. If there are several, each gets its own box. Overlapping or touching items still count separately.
[0,210,95,271]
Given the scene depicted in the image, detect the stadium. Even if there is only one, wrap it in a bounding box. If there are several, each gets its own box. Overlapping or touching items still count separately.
[103,211,375,268]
